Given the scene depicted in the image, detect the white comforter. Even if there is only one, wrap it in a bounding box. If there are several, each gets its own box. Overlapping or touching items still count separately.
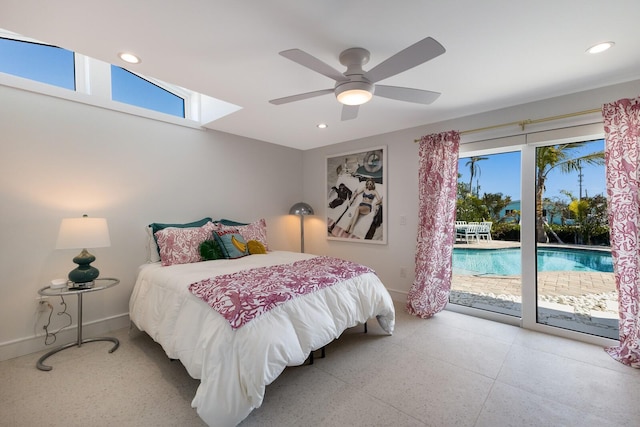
[129,251,395,426]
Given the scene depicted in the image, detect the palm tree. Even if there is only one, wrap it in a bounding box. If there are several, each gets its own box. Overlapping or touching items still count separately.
[465,156,488,196]
[535,144,604,243]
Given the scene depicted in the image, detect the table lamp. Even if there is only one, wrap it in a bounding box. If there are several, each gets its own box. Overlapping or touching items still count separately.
[56,214,111,288]
[289,202,314,253]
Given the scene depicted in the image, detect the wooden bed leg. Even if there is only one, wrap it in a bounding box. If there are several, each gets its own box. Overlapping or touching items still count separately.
[364,321,368,333]
[308,351,314,365]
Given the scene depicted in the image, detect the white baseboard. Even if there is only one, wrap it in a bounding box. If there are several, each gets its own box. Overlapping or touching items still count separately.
[387,287,408,304]
[0,313,130,362]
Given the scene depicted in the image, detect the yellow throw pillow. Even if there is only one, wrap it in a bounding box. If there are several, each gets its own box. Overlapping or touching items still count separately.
[247,239,267,254]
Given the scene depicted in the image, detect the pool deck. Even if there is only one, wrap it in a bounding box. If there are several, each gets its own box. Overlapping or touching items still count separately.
[452,239,615,298]
[451,239,618,338]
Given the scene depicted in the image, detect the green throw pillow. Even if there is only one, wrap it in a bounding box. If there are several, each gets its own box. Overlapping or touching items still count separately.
[199,239,224,261]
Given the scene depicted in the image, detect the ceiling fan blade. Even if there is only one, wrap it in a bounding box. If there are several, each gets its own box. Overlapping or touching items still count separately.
[365,37,446,83]
[375,85,441,105]
[279,49,348,82]
[269,88,334,105]
[341,105,359,121]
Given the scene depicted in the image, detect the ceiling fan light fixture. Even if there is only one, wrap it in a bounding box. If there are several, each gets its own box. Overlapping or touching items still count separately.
[335,81,374,106]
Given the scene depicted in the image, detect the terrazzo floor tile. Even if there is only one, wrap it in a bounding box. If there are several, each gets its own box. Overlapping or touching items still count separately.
[2,305,639,426]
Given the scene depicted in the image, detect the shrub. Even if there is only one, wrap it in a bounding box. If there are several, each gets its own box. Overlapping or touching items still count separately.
[491,223,520,241]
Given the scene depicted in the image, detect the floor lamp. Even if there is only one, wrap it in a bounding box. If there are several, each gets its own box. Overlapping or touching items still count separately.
[289,202,314,253]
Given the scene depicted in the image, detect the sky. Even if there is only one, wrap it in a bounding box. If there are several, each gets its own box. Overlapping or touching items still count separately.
[457,139,606,202]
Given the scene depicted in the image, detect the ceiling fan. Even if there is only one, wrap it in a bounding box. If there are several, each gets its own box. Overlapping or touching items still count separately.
[269,36,446,121]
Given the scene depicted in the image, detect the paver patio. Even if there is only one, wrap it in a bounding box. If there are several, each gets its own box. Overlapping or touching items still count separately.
[450,239,619,339]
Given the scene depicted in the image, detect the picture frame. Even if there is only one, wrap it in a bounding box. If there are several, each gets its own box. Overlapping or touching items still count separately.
[326,146,387,244]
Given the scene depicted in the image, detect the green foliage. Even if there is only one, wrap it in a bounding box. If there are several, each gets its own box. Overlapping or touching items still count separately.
[548,224,610,246]
[482,192,512,222]
[456,193,490,222]
[491,223,521,241]
[535,142,605,242]
[456,190,511,224]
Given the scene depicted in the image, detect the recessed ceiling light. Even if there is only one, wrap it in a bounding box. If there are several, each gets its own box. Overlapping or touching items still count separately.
[317,123,328,129]
[586,42,615,54]
[118,52,141,64]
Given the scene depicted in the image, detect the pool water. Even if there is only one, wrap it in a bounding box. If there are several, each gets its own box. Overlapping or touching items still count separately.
[453,247,613,276]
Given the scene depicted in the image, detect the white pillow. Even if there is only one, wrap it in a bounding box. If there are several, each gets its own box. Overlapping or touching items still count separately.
[146,226,161,263]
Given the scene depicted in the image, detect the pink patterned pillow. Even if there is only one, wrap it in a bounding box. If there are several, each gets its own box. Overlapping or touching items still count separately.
[218,218,269,251]
[156,221,216,266]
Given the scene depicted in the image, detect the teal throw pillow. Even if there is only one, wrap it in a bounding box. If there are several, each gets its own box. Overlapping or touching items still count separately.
[213,229,249,259]
[215,219,249,226]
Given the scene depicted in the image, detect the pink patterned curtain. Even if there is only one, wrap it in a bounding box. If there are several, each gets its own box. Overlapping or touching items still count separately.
[603,97,640,368]
[407,131,460,317]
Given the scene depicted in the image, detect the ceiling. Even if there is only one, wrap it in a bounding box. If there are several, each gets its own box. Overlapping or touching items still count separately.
[1,1,639,150]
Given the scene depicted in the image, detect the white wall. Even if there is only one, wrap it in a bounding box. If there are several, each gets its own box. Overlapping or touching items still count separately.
[301,79,640,302]
[0,84,304,360]
[2,78,638,361]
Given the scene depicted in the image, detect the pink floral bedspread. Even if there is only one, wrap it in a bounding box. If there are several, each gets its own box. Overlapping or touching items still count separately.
[188,256,373,329]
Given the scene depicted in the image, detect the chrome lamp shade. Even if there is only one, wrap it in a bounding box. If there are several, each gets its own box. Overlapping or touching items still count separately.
[56,215,111,286]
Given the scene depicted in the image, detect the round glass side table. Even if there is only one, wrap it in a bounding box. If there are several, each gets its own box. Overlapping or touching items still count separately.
[36,277,120,371]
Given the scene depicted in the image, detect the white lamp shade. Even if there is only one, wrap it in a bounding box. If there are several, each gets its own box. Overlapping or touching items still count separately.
[56,217,111,249]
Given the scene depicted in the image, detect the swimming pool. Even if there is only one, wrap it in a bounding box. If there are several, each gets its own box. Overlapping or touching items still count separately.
[453,247,613,276]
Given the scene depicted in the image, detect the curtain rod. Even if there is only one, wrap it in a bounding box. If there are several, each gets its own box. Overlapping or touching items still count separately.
[413,107,602,142]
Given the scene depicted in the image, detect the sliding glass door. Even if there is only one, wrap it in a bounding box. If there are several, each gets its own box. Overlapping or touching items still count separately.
[534,139,618,339]
[451,128,618,345]
[451,150,522,318]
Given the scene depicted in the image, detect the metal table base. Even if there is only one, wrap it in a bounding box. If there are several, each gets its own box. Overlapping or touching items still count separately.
[36,281,120,371]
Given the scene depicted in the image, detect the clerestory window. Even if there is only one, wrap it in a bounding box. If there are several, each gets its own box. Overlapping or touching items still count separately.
[0,29,241,128]
[0,36,75,90]
[111,66,185,118]
[0,32,188,119]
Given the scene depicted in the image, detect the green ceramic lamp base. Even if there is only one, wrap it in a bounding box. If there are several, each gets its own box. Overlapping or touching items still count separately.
[68,248,100,285]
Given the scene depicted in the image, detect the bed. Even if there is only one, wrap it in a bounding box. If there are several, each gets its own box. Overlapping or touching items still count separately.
[130,221,395,426]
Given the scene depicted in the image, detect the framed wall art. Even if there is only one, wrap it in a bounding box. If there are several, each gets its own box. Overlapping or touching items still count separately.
[326,146,387,244]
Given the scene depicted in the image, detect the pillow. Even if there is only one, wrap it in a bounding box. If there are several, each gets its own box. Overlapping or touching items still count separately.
[149,217,213,261]
[146,226,161,263]
[213,229,249,259]
[216,219,248,227]
[200,239,225,261]
[155,221,216,266]
[218,218,269,251]
[150,217,213,235]
[147,218,213,263]
[247,239,266,254]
